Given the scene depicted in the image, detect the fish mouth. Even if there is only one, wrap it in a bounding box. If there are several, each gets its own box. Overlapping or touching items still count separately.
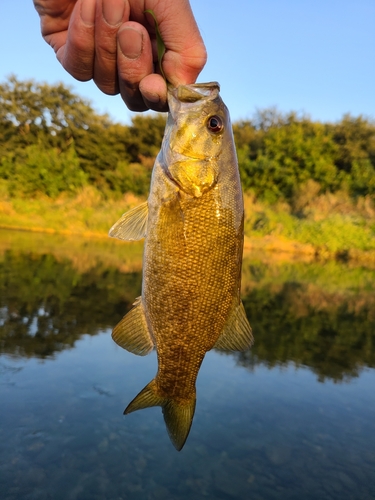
[168,82,221,114]
[169,149,216,163]
[172,82,220,103]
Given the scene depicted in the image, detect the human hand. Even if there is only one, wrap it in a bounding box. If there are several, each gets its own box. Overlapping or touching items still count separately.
[33,0,207,111]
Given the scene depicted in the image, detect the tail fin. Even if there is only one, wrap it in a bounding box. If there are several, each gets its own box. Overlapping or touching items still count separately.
[124,379,196,451]
[162,398,196,451]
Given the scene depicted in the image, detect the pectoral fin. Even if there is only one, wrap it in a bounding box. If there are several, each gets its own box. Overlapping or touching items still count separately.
[112,297,154,355]
[109,201,148,241]
[214,300,253,352]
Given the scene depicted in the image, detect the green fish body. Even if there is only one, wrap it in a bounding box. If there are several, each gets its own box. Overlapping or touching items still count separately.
[110,82,252,450]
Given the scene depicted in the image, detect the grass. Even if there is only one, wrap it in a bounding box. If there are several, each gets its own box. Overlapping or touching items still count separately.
[0,186,141,237]
[2,227,375,297]
[1,186,375,265]
[0,227,144,274]
[243,191,375,262]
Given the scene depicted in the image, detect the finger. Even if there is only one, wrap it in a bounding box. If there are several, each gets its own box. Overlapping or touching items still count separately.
[143,0,207,87]
[93,0,130,95]
[117,22,154,112]
[58,0,96,82]
[139,74,168,112]
[34,0,76,55]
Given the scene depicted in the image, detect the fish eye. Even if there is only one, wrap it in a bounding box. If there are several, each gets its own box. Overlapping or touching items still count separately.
[207,115,223,133]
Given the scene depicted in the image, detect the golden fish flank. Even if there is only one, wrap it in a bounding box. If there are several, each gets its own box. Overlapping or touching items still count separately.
[109,82,253,451]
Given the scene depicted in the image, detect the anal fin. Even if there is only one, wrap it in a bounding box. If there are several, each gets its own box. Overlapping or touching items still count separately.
[112,297,154,355]
[214,300,253,352]
[109,201,148,241]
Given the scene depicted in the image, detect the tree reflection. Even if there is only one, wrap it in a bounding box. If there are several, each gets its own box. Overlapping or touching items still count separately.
[1,248,374,381]
[236,283,375,382]
[0,251,141,357]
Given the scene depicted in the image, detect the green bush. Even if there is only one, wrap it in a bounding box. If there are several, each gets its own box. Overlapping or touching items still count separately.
[1,144,87,198]
[1,76,375,203]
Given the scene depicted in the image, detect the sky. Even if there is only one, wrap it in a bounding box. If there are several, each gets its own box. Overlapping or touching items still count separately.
[0,0,374,125]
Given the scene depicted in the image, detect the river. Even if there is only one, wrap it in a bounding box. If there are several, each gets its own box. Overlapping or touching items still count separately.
[1,229,374,499]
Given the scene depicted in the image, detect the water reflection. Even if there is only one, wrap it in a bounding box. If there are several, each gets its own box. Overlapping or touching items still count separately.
[0,248,141,357]
[239,281,375,382]
[1,233,374,383]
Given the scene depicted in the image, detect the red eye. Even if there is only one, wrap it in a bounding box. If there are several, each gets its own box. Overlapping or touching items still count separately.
[207,115,223,133]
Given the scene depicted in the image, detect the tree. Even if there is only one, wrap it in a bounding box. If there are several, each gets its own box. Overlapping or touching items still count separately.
[0,76,163,196]
[1,144,87,198]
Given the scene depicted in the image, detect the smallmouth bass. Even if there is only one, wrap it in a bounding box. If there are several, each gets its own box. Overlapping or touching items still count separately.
[109,82,253,450]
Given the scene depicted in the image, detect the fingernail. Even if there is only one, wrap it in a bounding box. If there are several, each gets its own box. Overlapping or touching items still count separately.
[80,0,95,25]
[103,0,125,26]
[118,27,143,59]
[145,93,160,104]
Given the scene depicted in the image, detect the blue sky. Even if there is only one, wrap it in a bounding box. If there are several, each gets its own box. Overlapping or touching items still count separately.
[0,1,374,124]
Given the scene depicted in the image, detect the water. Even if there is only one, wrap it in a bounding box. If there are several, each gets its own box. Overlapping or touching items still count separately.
[1,230,375,499]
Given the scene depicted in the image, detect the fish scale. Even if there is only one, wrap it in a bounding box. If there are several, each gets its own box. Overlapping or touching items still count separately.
[109,82,253,450]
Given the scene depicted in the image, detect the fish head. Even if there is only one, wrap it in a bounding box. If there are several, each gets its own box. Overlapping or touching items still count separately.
[162,82,232,198]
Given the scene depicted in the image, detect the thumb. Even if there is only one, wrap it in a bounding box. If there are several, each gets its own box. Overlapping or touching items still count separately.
[145,1,207,86]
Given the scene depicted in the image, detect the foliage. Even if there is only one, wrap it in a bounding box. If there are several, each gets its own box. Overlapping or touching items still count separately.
[243,192,375,255]
[0,76,165,198]
[1,144,86,198]
[233,109,375,203]
[0,187,147,235]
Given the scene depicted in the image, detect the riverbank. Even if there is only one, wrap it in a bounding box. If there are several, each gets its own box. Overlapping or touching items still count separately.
[1,188,374,266]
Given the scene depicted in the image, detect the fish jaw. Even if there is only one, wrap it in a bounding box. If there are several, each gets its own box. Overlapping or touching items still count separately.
[168,82,221,112]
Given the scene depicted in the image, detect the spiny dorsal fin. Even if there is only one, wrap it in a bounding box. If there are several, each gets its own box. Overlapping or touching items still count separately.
[214,300,253,352]
[112,297,154,356]
[108,201,148,241]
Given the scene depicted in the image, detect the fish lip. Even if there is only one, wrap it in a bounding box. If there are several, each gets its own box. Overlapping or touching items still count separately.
[168,82,220,104]
[167,82,221,117]
[167,144,220,163]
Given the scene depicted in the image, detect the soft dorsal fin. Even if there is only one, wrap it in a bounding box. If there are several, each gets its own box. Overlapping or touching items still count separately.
[108,201,148,241]
[112,297,154,356]
[214,300,253,352]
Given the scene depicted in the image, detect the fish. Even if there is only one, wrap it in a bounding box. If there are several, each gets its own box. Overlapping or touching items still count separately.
[109,82,253,451]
